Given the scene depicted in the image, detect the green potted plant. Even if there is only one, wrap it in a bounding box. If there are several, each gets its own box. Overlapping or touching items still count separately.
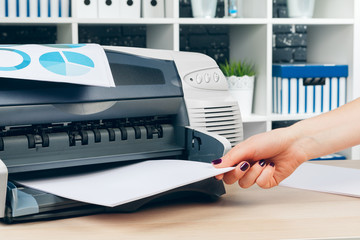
[220,60,256,116]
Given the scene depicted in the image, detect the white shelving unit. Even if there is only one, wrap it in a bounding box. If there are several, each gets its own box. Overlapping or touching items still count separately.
[1,0,359,159]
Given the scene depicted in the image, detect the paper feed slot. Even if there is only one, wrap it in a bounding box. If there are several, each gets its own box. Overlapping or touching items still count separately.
[3,127,230,223]
[4,178,225,224]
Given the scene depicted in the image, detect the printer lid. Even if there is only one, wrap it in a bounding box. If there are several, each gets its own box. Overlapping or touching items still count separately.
[0,49,183,106]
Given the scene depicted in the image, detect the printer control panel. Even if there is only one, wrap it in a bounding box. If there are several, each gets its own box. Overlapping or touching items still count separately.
[183,68,228,90]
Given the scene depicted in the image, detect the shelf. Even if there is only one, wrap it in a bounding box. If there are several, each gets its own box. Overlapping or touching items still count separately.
[271,18,355,25]
[242,113,321,123]
[76,18,177,25]
[178,18,268,25]
[269,113,320,122]
[0,18,73,24]
[242,114,268,123]
[0,17,354,26]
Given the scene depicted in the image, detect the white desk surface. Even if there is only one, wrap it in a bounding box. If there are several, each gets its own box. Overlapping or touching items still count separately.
[1,160,360,240]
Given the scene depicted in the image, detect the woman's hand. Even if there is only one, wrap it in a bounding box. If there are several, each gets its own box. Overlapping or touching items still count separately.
[213,98,360,189]
[213,127,310,189]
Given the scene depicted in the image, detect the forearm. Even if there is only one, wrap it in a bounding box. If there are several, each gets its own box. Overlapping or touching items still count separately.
[289,98,360,160]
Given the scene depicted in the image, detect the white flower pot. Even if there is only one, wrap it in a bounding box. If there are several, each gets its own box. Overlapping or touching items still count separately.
[227,75,255,116]
[287,0,315,18]
[191,0,217,18]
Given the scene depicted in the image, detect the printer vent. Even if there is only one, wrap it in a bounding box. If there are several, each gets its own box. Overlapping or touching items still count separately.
[187,105,243,147]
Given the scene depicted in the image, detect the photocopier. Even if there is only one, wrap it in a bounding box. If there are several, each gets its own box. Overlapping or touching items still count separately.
[0,46,243,223]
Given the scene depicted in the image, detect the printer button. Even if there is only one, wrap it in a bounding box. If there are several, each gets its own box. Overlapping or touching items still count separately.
[204,73,211,83]
[196,74,203,84]
[213,72,220,82]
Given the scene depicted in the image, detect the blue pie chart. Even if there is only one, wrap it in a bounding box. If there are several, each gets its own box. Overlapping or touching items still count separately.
[39,51,94,76]
[0,48,31,71]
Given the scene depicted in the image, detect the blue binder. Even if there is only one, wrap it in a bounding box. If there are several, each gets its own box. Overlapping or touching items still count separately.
[3,0,70,18]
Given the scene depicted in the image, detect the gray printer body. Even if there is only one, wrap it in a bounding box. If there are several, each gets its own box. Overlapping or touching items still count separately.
[0,46,243,223]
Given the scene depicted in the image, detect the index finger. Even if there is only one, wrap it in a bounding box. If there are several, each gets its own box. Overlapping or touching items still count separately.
[212,140,257,169]
[212,141,257,180]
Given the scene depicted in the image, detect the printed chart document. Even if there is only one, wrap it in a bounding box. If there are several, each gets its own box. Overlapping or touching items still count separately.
[280,162,360,197]
[0,44,115,87]
[14,160,234,207]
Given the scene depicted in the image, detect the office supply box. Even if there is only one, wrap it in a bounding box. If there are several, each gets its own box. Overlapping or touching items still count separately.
[142,0,164,18]
[119,0,140,18]
[0,45,243,223]
[98,0,120,18]
[272,64,348,114]
[76,0,98,18]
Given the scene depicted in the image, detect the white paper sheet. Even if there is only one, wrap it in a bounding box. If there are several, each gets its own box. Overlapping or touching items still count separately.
[0,44,115,87]
[14,160,234,207]
[280,162,360,197]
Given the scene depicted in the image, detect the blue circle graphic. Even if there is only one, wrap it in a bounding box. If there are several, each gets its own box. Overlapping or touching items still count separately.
[0,48,31,71]
[39,51,94,76]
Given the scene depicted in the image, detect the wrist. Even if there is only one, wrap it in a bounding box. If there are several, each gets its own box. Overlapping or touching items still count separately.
[286,122,318,161]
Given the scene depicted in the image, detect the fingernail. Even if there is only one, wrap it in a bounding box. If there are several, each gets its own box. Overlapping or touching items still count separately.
[240,162,249,171]
[212,158,222,165]
[259,160,266,167]
[270,162,275,167]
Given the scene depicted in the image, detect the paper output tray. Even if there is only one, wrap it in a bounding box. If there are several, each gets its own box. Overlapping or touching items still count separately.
[4,177,225,223]
[2,127,230,223]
